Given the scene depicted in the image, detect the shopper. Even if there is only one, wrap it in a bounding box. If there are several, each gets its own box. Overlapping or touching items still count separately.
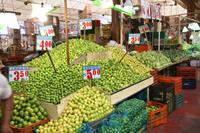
[0,73,13,133]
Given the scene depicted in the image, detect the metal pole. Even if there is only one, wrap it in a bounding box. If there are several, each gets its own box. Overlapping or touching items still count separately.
[120,0,123,45]
[64,0,70,65]
[178,15,181,43]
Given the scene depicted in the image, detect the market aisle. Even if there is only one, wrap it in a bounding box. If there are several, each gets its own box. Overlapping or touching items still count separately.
[148,82,200,133]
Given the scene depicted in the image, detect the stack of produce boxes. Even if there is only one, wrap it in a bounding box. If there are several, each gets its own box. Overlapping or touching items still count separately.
[158,76,184,109]
[177,66,197,89]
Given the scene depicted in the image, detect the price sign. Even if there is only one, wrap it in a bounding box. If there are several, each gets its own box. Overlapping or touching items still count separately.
[36,36,53,51]
[79,19,92,30]
[83,66,100,80]
[39,25,55,36]
[9,66,29,82]
[139,24,150,33]
[128,34,140,44]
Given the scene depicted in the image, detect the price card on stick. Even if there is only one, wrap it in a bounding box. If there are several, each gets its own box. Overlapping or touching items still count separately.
[36,36,53,51]
[9,66,29,82]
[79,19,93,30]
[83,66,100,80]
[128,34,140,44]
[39,25,55,36]
[139,24,150,33]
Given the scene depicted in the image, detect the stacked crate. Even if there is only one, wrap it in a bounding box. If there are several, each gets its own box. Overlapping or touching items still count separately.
[150,83,175,114]
[177,67,197,89]
[158,76,184,109]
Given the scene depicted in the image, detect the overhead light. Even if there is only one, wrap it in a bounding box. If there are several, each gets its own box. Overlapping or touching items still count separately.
[190,34,194,39]
[0,13,19,29]
[182,26,188,33]
[188,22,200,31]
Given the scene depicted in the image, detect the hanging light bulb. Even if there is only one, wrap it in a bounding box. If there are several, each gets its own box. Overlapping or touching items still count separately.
[190,34,194,40]
[182,26,188,33]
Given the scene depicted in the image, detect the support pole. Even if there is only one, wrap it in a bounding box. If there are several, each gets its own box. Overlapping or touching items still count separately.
[64,0,70,65]
[120,0,123,45]
[178,15,181,44]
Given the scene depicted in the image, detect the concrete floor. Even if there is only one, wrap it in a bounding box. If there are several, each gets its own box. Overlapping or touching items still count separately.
[148,82,200,133]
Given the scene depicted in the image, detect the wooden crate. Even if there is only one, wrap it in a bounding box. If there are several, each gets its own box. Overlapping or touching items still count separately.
[108,77,153,105]
[40,94,74,119]
[11,119,49,133]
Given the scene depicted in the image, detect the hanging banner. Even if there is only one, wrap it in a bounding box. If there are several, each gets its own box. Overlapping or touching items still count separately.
[139,24,150,33]
[83,66,101,80]
[9,66,29,82]
[36,36,53,51]
[128,34,141,44]
[141,0,151,19]
[79,19,93,30]
[39,25,55,36]
[151,4,162,20]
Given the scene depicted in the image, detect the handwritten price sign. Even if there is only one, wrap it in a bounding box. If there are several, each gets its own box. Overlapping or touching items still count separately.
[36,36,53,51]
[39,25,55,36]
[80,19,92,30]
[9,66,29,82]
[139,24,150,33]
[128,34,140,44]
[83,66,100,80]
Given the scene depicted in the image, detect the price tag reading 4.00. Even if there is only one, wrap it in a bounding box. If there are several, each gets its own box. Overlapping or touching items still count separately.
[128,34,140,45]
[80,19,92,30]
[9,66,29,82]
[36,36,53,51]
[83,66,100,80]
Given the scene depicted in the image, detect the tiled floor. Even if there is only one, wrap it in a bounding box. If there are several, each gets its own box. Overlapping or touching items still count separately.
[148,82,200,133]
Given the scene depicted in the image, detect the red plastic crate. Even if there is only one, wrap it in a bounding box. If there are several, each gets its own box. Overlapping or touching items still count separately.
[177,67,196,79]
[135,45,152,53]
[158,76,183,94]
[147,101,168,129]
[11,119,49,133]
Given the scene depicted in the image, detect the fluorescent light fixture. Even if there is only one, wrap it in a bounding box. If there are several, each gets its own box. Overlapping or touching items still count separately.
[188,23,200,31]
[0,13,19,29]
[182,26,188,33]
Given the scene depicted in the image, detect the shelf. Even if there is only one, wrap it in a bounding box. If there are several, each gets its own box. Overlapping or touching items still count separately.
[108,77,154,105]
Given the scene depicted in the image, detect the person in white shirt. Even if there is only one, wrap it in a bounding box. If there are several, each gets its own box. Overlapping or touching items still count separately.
[0,73,13,133]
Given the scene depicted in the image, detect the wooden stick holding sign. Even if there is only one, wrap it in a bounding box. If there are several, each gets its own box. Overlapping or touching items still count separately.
[46,47,57,73]
[118,33,140,63]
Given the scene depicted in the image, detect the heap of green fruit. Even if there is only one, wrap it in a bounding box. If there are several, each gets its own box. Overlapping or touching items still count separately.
[10,95,48,128]
[146,106,159,113]
[26,39,106,69]
[37,87,113,133]
[108,47,152,76]
[132,51,172,69]
[162,50,190,62]
[88,59,149,93]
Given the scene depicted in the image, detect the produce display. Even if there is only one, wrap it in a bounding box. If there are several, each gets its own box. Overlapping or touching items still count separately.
[10,95,48,128]
[181,41,192,51]
[88,59,149,93]
[108,47,152,76]
[97,98,147,133]
[132,51,172,69]
[37,87,113,133]
[162,50,190,62]
[146,106,159,113]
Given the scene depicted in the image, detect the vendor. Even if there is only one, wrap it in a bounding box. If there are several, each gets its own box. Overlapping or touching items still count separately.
[0,72,13,133]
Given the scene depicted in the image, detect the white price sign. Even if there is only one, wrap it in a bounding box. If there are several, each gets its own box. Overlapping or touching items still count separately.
[128,34,140,44]
[83,66,100,80]
[9,66,29,82]
[79,19,92,30]
[39,25,55,36]
[36,36,53,51]
[139,24,150,33]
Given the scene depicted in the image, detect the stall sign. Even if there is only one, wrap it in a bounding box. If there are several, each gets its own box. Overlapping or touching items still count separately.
[83,66,100,80]
[139,24,150,33]
[79,19,92,30]
[141,0,151,19]
[128,34,140,44]
[36,36,53,51]
[9,66,29,82]
[151,4,162,20]
[39,25,55,36]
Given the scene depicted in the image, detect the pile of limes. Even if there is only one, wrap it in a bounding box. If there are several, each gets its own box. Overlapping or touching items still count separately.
[10,96,48,128]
